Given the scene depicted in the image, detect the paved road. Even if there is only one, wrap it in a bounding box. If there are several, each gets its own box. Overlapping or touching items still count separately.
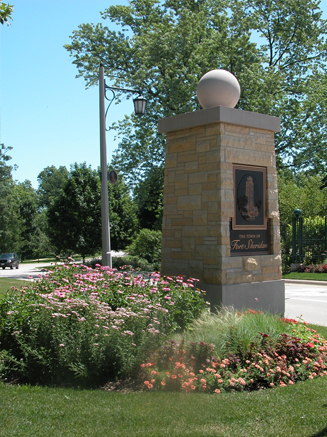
[285,281,327,327]
[0,262,52,281]
[1,265,326,327]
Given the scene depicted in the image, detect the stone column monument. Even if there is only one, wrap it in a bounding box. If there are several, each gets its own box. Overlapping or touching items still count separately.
[159,70,284,314]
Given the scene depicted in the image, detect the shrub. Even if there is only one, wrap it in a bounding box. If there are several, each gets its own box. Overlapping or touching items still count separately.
[296,263,327,273]
[140,313,327,393]
[86,256,160,272]
[0,264,206,386]
[126,229,162,264]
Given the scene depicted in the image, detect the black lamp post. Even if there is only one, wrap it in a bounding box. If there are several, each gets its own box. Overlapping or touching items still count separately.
[99,65,147,267]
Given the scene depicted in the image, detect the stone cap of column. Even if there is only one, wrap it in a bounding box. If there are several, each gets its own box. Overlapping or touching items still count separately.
[158,106,280,134]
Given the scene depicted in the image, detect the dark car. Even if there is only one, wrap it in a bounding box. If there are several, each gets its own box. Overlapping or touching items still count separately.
[0,253,19,270]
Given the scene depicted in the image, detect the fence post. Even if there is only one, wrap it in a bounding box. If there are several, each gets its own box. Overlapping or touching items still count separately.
[325,216,327,255]
[299,215,303,262]
[292,209,302,263]
[292,216,297,263]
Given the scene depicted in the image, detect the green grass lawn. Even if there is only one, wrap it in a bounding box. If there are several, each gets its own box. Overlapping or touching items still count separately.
[1,279,327,436]
[0,278,30,300]
[0,316,326,436]
[1,377,327,436]
[283,272,327,281]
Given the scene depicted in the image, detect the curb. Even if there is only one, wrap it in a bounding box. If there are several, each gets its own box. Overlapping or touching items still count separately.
[284,279,327,286]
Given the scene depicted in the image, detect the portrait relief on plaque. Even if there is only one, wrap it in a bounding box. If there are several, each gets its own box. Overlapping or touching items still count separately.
[232,165,267,230]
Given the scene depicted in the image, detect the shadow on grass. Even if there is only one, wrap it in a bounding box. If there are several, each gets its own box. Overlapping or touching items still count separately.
[311,428,327,437]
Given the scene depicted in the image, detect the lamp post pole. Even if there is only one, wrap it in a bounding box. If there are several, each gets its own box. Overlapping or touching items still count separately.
[99,64,111,267]
[99,64,147,268]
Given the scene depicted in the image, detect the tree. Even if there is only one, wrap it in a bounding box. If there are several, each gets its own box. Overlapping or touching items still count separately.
[14,181,39,260]
[278,171,327,269]
[133,165,164,230]
[47,163,102,261]
[106,166,139,250]
[37,165,69,209]
[278,172,327,240]
[0,145,20,253]
[46,163,138,261]
[65,0,327,183]
[0,2,13,25]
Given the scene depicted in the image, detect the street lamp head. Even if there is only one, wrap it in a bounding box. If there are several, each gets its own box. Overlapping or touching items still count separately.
[133,95,147,116]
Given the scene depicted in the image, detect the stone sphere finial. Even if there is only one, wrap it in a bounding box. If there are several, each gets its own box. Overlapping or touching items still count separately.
[197,69,241,109]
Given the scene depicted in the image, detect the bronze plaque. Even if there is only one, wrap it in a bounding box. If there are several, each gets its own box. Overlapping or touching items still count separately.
[232,165,267,230]
[231,165,269,255]
[230,223,270,255]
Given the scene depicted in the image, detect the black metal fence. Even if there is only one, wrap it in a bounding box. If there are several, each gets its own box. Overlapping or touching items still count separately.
[292,211,327,264]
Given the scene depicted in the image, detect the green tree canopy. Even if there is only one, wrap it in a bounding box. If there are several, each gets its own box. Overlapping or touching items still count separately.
[133,165,164,230]
[47,163,102,261]
[14,180,39,259]
[65,0,327,182]
[37,165,69,209]
[47,163,138,260]
[0,145,20,253]
[0,2,13,25]
[106,165,139,250]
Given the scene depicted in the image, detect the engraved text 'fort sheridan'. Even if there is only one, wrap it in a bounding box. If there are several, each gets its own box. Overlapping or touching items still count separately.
[231,239,268,251]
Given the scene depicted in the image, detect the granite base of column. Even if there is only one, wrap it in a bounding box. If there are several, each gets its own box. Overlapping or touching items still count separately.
[199,280,285,315]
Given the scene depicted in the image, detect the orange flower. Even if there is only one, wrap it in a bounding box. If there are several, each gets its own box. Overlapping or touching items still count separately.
[191,385,196,390]
[171,374,177,379]
[144,380,149,385]
[238,378,246,386]
[214,389,220,394]
[147,383,153,389]
[151,370,157,375]
[199,369,204,374]
[151,379,155,383]
[289,380,294,385]
[161,381,166,386]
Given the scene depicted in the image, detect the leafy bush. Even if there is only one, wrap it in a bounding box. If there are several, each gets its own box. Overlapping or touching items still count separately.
[140,312,327,393]
[126,229,162,264]
[0,264,206,386]
[296,263,327,273]
[86,256,160,272]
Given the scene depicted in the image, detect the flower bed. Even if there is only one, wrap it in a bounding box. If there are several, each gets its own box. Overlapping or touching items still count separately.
[1,264,326,391]
[0,264,206,386]
[140,315,327,393]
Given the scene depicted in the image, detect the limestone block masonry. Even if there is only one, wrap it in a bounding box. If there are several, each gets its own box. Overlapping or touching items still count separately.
[158,106,285,314]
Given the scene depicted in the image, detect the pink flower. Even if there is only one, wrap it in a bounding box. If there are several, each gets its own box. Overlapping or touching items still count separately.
[59,344,65,347]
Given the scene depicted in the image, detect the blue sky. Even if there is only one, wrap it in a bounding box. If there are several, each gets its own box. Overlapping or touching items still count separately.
[0,0,129,188]
[1,0,327,189]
